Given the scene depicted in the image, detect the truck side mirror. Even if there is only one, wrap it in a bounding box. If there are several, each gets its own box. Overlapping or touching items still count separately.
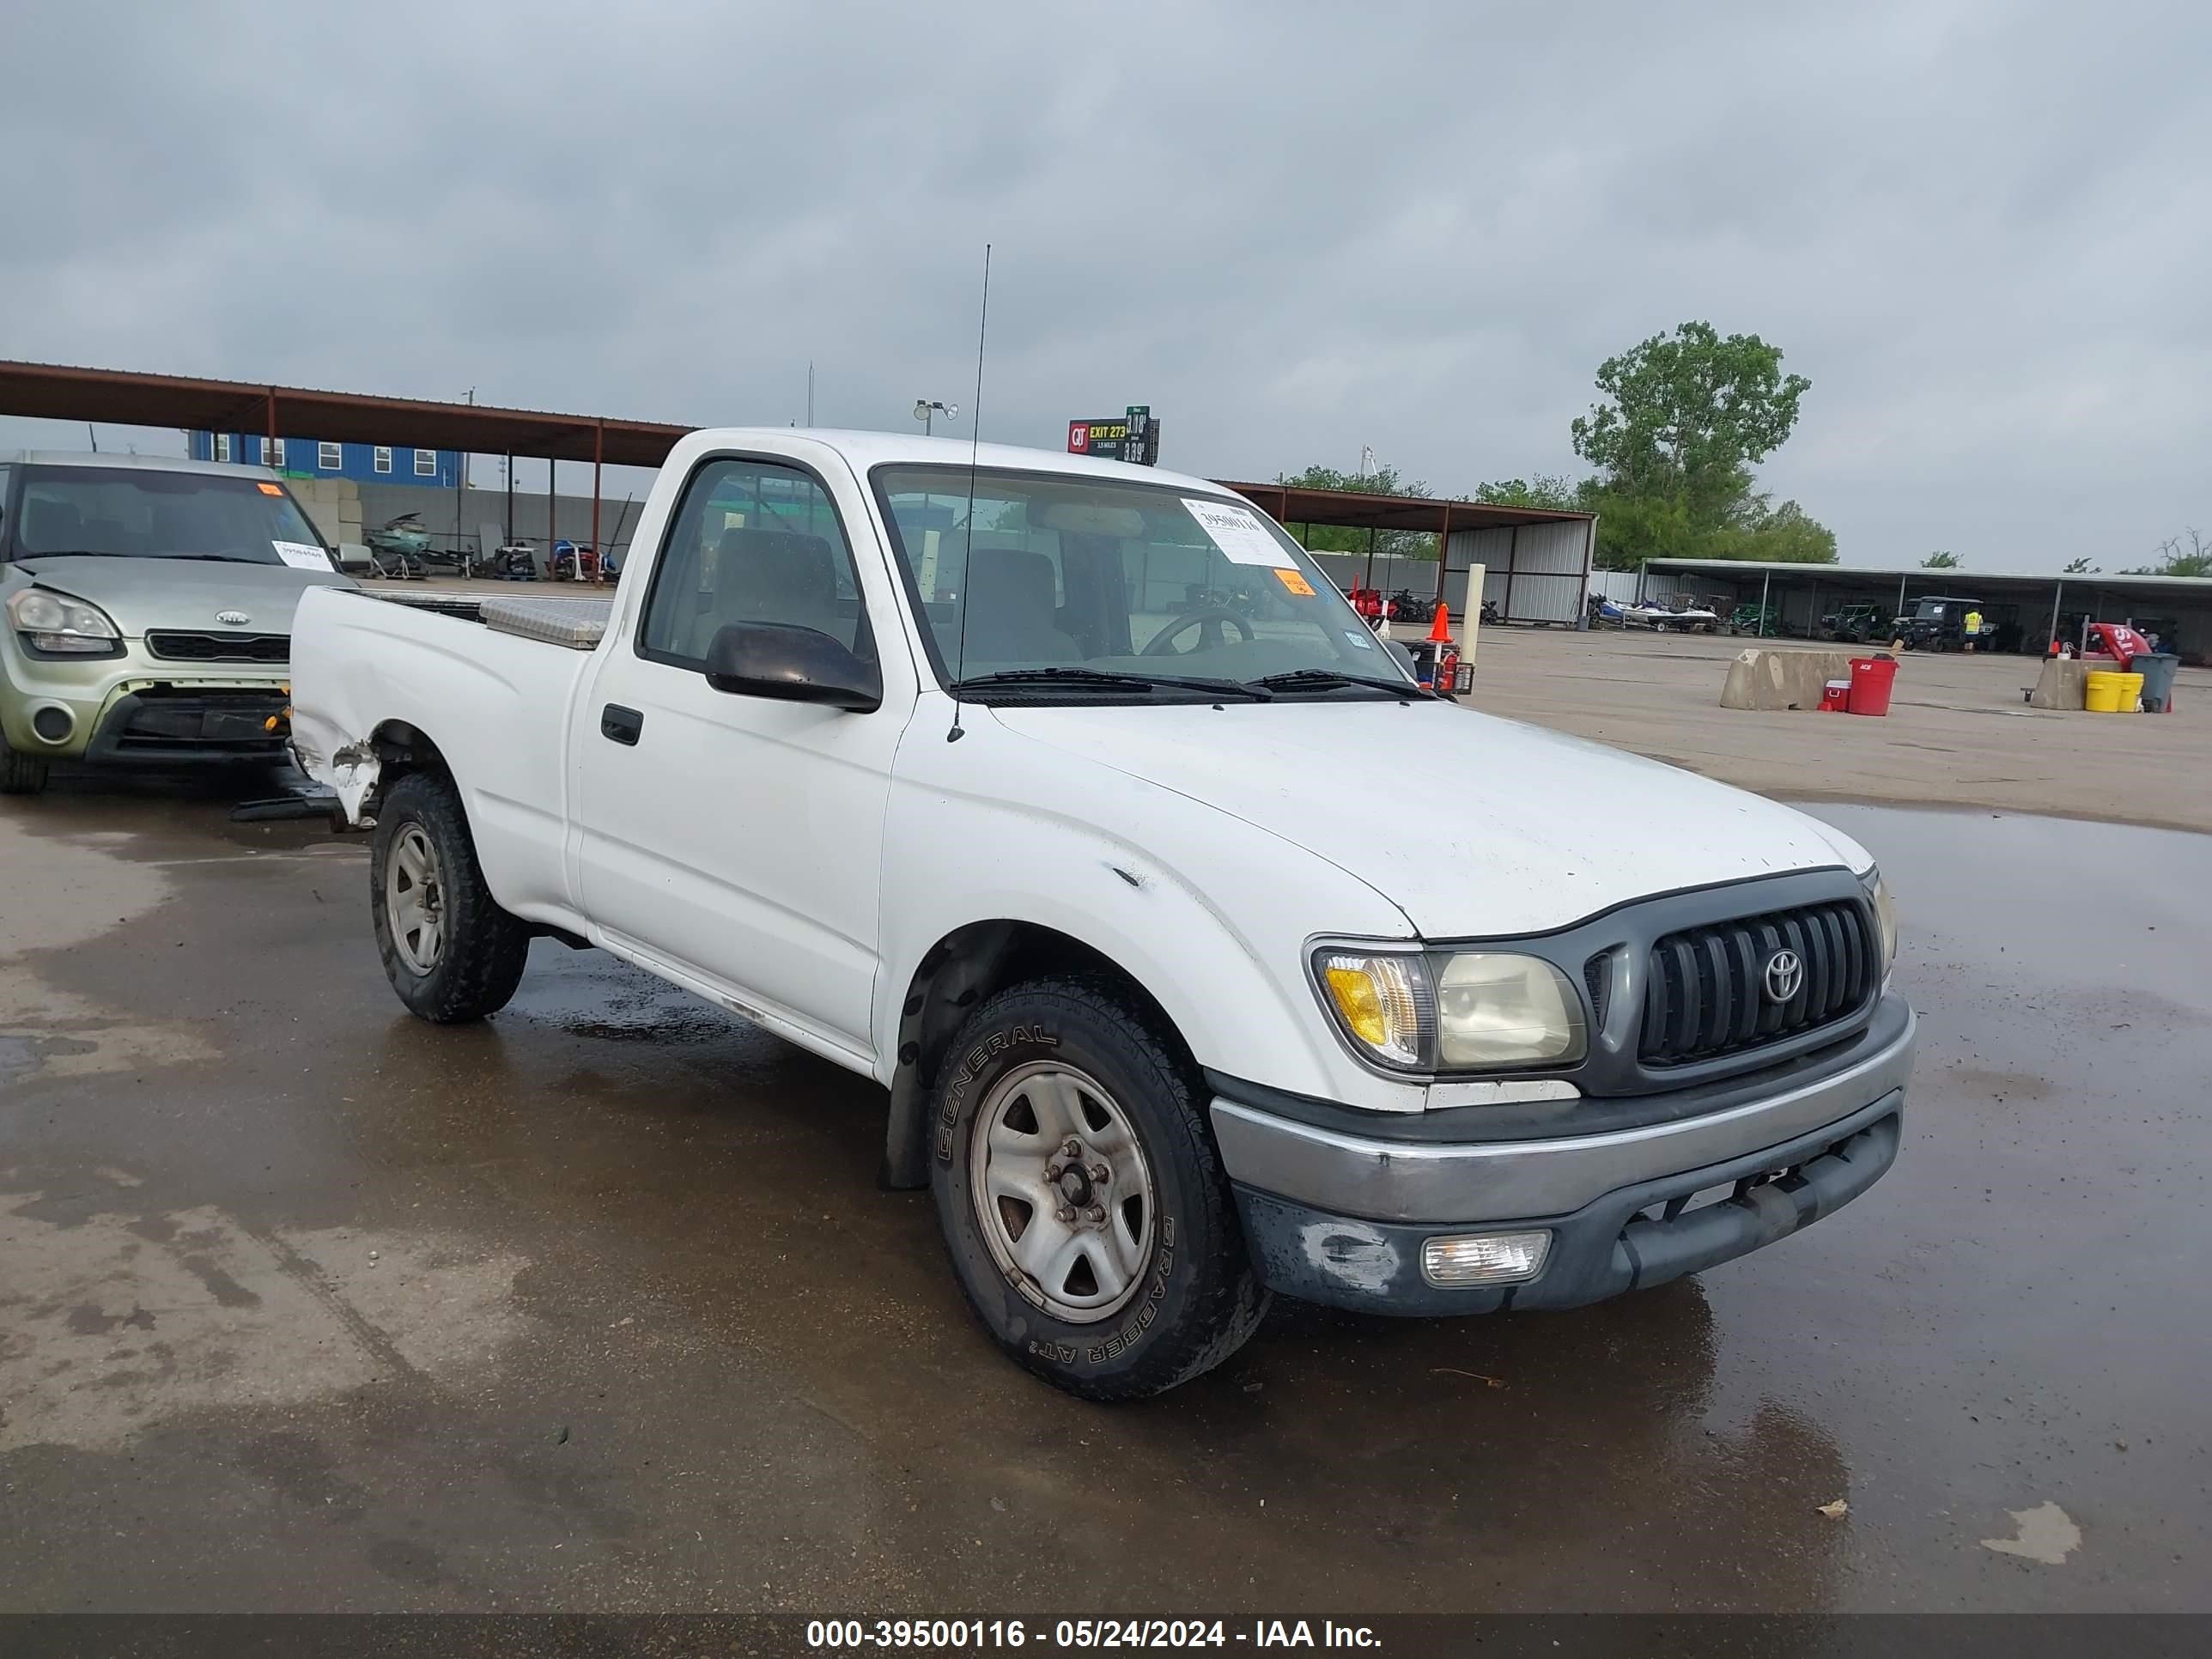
[704,622,882,713]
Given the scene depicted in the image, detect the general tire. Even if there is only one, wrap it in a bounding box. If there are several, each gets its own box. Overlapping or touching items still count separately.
[929,975,1268,1401]
[0,738,51,796]
[369,769,530,1022]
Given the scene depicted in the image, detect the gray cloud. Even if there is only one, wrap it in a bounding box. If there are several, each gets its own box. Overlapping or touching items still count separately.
[3,0,2205,570]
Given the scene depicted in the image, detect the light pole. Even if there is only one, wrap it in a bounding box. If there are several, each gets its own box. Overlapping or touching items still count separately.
[914,398,957,437]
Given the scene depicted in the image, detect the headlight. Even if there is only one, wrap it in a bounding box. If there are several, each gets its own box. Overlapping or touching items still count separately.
[1862,869,1899,976]
[8,587,121,654]
[1314,947,1586,1073]
[1435,953,1586,1066]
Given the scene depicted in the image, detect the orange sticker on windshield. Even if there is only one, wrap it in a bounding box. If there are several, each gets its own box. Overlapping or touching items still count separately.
[1273,567,1316,597]
[256,482,283,495]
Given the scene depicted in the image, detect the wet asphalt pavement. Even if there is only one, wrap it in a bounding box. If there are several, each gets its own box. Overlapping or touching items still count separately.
[2,775,2208,1613]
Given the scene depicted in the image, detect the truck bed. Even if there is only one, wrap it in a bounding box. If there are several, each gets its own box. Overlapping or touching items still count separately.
[290,584,607,927]
[365,588,613,650]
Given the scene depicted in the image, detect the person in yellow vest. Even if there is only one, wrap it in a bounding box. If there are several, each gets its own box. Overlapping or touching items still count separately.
[1963,607,1984,651]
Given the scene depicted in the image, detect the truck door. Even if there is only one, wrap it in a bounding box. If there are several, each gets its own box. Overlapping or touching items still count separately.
[570,452,901,1059]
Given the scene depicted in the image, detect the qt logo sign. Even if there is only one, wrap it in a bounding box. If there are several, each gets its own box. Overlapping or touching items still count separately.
[1066,423,1090,453]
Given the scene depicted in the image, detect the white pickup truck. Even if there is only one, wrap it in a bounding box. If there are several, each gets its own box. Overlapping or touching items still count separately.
[292,428,1914,1400]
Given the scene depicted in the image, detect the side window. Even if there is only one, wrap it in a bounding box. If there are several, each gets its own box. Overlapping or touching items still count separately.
[639,458,870,668]
[0,465,12,554]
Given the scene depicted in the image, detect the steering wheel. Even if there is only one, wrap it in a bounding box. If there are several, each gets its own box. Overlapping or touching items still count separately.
[1142,606,1255,657]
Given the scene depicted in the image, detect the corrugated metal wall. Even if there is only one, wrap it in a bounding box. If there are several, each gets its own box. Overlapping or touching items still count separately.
[1449,520,1590,624]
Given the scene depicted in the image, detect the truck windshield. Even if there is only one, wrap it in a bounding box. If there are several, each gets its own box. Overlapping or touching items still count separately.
[9,465,330,566]
[872,465,1413,699]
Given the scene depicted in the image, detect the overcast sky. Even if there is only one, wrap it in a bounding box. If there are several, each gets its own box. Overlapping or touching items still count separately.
[3,0,2205,572]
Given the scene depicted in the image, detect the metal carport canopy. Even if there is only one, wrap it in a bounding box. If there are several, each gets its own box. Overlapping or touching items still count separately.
[1646,557,2212,606]
[0,360,690,467]
[1219,479,1593,535]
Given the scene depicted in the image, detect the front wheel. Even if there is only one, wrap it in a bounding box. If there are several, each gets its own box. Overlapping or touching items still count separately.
[369,770,531,1022]
[929,977,1267,1401]
[1,738,51,796]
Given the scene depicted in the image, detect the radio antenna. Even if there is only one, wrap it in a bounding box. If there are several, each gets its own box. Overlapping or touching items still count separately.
[948,242,991,742]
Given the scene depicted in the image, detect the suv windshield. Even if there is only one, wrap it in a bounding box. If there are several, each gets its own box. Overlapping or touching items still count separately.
[873,466,1412,699]
[9,465,331,567]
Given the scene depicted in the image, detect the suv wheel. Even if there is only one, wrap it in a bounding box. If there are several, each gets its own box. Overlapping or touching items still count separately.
[369,770,531,1022]
[930,976,1268,1401]
[1,738,51,797]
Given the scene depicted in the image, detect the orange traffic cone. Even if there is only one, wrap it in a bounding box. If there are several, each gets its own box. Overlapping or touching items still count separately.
[1427,604,1453,643]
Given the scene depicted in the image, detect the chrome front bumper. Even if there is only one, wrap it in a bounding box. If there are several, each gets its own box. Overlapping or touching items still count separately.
[1212,1005,1915,1225]
[1211,1001,1915,1316]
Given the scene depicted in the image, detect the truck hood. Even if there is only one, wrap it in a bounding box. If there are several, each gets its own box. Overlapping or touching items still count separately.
[990,699,1870,938]
[10,555,353,636]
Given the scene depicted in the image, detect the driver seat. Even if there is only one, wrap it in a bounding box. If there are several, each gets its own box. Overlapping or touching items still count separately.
[961,546,1079,665]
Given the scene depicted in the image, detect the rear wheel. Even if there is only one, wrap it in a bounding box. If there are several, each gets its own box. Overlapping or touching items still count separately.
[930,976,1267,1401]
[369,770,530,1022]
[0,738,51,796]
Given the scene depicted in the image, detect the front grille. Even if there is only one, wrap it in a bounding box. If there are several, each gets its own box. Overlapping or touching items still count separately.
[145,630,290,663]
[1638,900,1876,1066]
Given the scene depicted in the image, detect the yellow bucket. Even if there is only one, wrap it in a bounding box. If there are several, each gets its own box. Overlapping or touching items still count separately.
[2116,672,2144,712]
[2084,671,2123,713]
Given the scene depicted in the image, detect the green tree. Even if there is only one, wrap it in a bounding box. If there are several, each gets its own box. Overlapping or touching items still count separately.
[1566,321,1827,568]
[2121,528,2212,577]
[1275,462,1435,560]
[1582,489,1699,572]
[2062,556,2099,574]
[1571,321,1811,522]
[1922,550,1962,568]
[1473,474,1580,512]
[1724,498,1839,564]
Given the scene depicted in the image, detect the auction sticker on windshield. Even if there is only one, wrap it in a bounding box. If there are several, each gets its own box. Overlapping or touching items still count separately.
[1182,498,1293,568]
[273,541,331,571]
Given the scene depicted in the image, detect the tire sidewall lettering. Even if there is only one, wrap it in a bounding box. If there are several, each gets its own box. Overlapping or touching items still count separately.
[934,1023,1059,1164]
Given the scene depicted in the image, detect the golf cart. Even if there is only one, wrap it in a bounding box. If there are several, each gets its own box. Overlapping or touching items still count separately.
[1729,600,1780,636]
[1820,602,1887,643]
[1896,595,1995,653]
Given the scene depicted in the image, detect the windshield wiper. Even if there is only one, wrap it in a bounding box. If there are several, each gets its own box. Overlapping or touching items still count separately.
[952,666,1271,701]
[1249,667,1427,699]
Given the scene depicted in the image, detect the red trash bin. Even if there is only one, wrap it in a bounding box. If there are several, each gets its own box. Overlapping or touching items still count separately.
[1848,654,1898,716]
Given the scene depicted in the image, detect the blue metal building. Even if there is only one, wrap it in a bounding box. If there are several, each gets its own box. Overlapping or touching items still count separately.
[186,431,462,488]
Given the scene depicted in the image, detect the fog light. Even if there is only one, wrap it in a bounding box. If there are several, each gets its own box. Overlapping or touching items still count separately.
[30,704,75,744]
[1420,1230,1551,1287]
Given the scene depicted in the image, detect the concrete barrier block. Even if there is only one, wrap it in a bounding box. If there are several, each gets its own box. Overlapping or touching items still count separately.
[2029,658,2093,711]
[1721,647,1861,711]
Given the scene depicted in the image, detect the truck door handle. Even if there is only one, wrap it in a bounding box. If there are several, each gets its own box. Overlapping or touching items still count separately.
[600,703,643,745]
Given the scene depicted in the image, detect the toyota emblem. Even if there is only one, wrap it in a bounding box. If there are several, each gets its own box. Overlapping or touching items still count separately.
[216,610,251,627]
[1763,949,1804,1004]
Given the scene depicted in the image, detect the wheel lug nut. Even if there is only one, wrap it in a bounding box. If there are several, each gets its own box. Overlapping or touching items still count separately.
[1085,1205,1106,1223]
[1055,1206,1077,1224]
[1061,1138,1082,1158]
[1045,1164,1061,1182]
[1089,1163,1109,1183]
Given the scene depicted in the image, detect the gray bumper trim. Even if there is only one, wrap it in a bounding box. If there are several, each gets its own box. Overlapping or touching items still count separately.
[1211,1006,1915,1224]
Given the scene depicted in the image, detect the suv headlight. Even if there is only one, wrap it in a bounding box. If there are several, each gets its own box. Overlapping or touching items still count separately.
[8,587,122,655]
[1862,868,1899,977]
[1315,948,1587,1073]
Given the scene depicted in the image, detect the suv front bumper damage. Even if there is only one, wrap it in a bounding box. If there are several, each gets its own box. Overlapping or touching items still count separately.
[1212,1000,1915,1316]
